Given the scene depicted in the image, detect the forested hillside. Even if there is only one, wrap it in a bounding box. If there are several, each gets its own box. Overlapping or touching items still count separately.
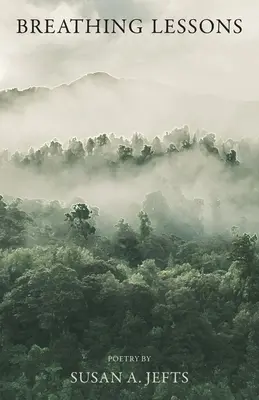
[1,127,259,399]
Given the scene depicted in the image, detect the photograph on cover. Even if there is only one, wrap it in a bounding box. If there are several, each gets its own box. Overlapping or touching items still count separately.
[0,0,259,399]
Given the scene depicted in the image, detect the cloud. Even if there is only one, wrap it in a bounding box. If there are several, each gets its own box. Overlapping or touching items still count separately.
[1,0,259,234]
[0,0,259,101]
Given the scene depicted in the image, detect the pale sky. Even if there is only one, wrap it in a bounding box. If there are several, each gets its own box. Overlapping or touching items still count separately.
[0,0,259,100]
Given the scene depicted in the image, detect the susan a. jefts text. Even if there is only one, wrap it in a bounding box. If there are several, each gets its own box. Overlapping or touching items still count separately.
[70,371,189,386]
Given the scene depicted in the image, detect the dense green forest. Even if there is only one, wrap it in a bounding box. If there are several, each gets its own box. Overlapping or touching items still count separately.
[1,127,259,399]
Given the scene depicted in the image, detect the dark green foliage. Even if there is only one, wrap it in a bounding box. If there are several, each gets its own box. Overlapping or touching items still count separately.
[226,150,240,166]
[65,204,96,243]
[0,196,31,249]
[0,130,258,399]
[118,145,133,162]
[167,143,179,153]
[112,219,141,266]
[86,138,95,155]
[138,211,152,241]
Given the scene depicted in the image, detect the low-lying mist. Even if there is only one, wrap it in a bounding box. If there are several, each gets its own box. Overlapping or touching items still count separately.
[0,128,258,240]
[1,72,259,152]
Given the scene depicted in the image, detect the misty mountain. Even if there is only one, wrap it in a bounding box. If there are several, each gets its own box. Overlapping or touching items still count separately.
[0,72,258,150]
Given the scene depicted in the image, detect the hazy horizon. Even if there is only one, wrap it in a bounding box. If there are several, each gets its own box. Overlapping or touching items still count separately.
[1,0,259,228]
[1,0,259,101]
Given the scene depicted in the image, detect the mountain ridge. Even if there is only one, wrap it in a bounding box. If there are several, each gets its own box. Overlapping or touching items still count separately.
[1,71,259,145]
[0,72,119,103]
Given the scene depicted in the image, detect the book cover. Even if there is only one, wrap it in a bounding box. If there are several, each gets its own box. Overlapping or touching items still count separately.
[0,1,257,399]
